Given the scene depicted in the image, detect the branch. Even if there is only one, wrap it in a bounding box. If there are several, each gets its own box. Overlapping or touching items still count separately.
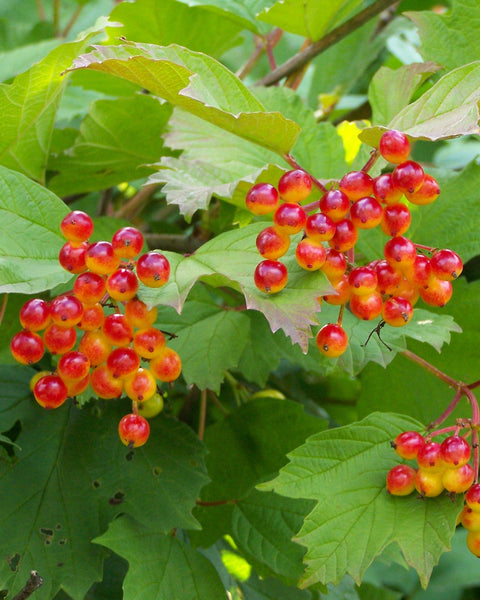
[114,183,160,220]
[12,571,44,600]
[256,0,399,87]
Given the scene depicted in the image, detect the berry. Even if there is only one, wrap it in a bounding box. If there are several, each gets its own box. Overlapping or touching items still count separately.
[85,241,121,275]
[57,351,90,382]
[415,469,444,497]
[339,171,373,201]
[74,272,106,305]
[404,254,432,288]
[467,530,480,557]
[107,347,140,379]
[273,203,307,234]
[33,374,68,409]
[419,278,452,307]
[278,169,312,202]
[90,364,124,399]
[319,190,350,222]
[150,347,182,382]
[136,252,170,288]
[254,260,288,294]
[430,249,463,281]
[380,203,411,237]
[375,260,402,295]
[124,299,157,329]
[460,506,480,531]
[382,297,413,327]
[392,161,424,194]
[379,130,410,164]
[11,330,45,365]
[19,298,51,331]
[102,314,134,347]
[256,226,290,260]
[384,236,417,271]
[60,210,93,243]
[305,213,336,242]
[50,295,84,327]
[124,367,157,402]
[30,370,51,392]
[442,463,474,493]
[43,324,76,355]
[118,413,150,447]
[348,266,378,296]
[133,327,166,359]
[405,174,440,206]
[245,183,279,215]
[323,274,351,305]
[349,292,383,321]
[106,268,139,302]
[316,323,348,357]
[111,227,144,258]
[78,330,112,366]
[321,249,347,283]
[328,219,358,252]
[350,197,383,229]
[77,303,105,331]
[137,392,164,418]
[392,431,425,459]
[373,173,403,205]
[64,374,90,397]
[466,484,480,511]
[295,238,326,271]
[416,441,444,472]
[58,241,88,274]
[440,435,471,467]
[386,464,416,496]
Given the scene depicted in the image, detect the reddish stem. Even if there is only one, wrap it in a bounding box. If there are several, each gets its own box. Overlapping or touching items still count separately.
[425,390,463,432]
[0,294,8,330]
[468,380,480,390]
[401,349,461,390]
[337,304,345,326]
[361,149,379,173]
[414,243,437,253]
[427,424,460,438]
[284,154,327,193]
[302,200,321,213]
[198,389,207,441]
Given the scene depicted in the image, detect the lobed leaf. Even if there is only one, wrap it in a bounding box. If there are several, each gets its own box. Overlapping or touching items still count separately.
[260,413,463,589]
[69,42,300,157]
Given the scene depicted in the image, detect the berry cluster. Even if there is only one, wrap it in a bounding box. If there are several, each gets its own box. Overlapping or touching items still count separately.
[10,211,181,447]
[386,427,480,557]
[245,130,463,358]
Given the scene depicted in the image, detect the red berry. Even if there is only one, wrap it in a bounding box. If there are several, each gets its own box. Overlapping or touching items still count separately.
[339,171,373,201]
[430,249,463,281]
[405,174,440,205]
[319,190,350,222]
[124,367,157,402]
[348,266,378,296]
[60,210,94,243]
[245,183,279,215]
[254,260,288,294]
[392,161,425,194]
[460,506,480,531]
[404,254,432,288]
[19,298,51,331]
[373,173,403,205]
[78,330,112,366]
[443,463,474,493]
[466,483,480,511]
[467,530,480,557]
[118,413,150,447]
[106,268,139,302]
[386,464,416,496]
[50,295,84,328]
[350,197,383,229]
[85,241,121,275]
[74,272,107,305]
[57,351,91,382]
[380,203,411,237]
[273,203,307,234]
[328,219,358,252]
[34,374,68,409]
[90,364,124,399]
[375,260,402,295]
[295,238,326,271]
[322,274,351,305]
[305,212,336,242]
[440,435,471,467]
[419,278,452,307]
[384,236,417,271]
[321,249,347,283]
[11,330,45,365]
[107,347,140,379]
[349,292,383,321]
[124,299,158,329]
[415,469,444,497]
[315,323,348,357]
[43,324,76,355]
[58,241,88,274]
[417,441,444,472]
[111,227,144,258]
[149,347,182,382]
[102,313,134,347]
[278,170,312,202]
[382,296,413,327]
[392,430,424,459]
[256,226,290,260]
[77,303,105,331]
[379,130,410,164]
[136,252,170,288]
[133,327,166,359]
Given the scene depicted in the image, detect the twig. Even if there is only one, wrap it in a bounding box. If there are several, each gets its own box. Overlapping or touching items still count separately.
[62,5,83,38]
[144,233,205,254]
[12,571,44,600]
[0,295,8,330]
[425,390,463,432]
[284,154,327,193]
[53,0,61,36]
[208,390,229,415]
[401,349,461,390]
[236,28,283,81]
[36,0,46,20]
[198,389,207,441]
[115,184,160,220]
[256,0,399,86]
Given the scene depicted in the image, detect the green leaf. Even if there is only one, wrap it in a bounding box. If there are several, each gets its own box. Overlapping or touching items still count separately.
[369,62,441,125]
[0,365,208,599]
[240,571,313,600]
[173,0,275,34]
[258,0,365,41]
[0,30,101,182]
[360,61,480,146]
[358,278,480,424]
[94,515,228,600]
[48,95,173,195]
[406,0,480,71]
[232,489,315,584]
[156,290,251,392]
[70,43,300,156]
[139,223,332,351]
[0,166,71,294]
[192,398,327,547]
[0,38,61,82]
[107,0,244,57]
[260,412,463,589]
